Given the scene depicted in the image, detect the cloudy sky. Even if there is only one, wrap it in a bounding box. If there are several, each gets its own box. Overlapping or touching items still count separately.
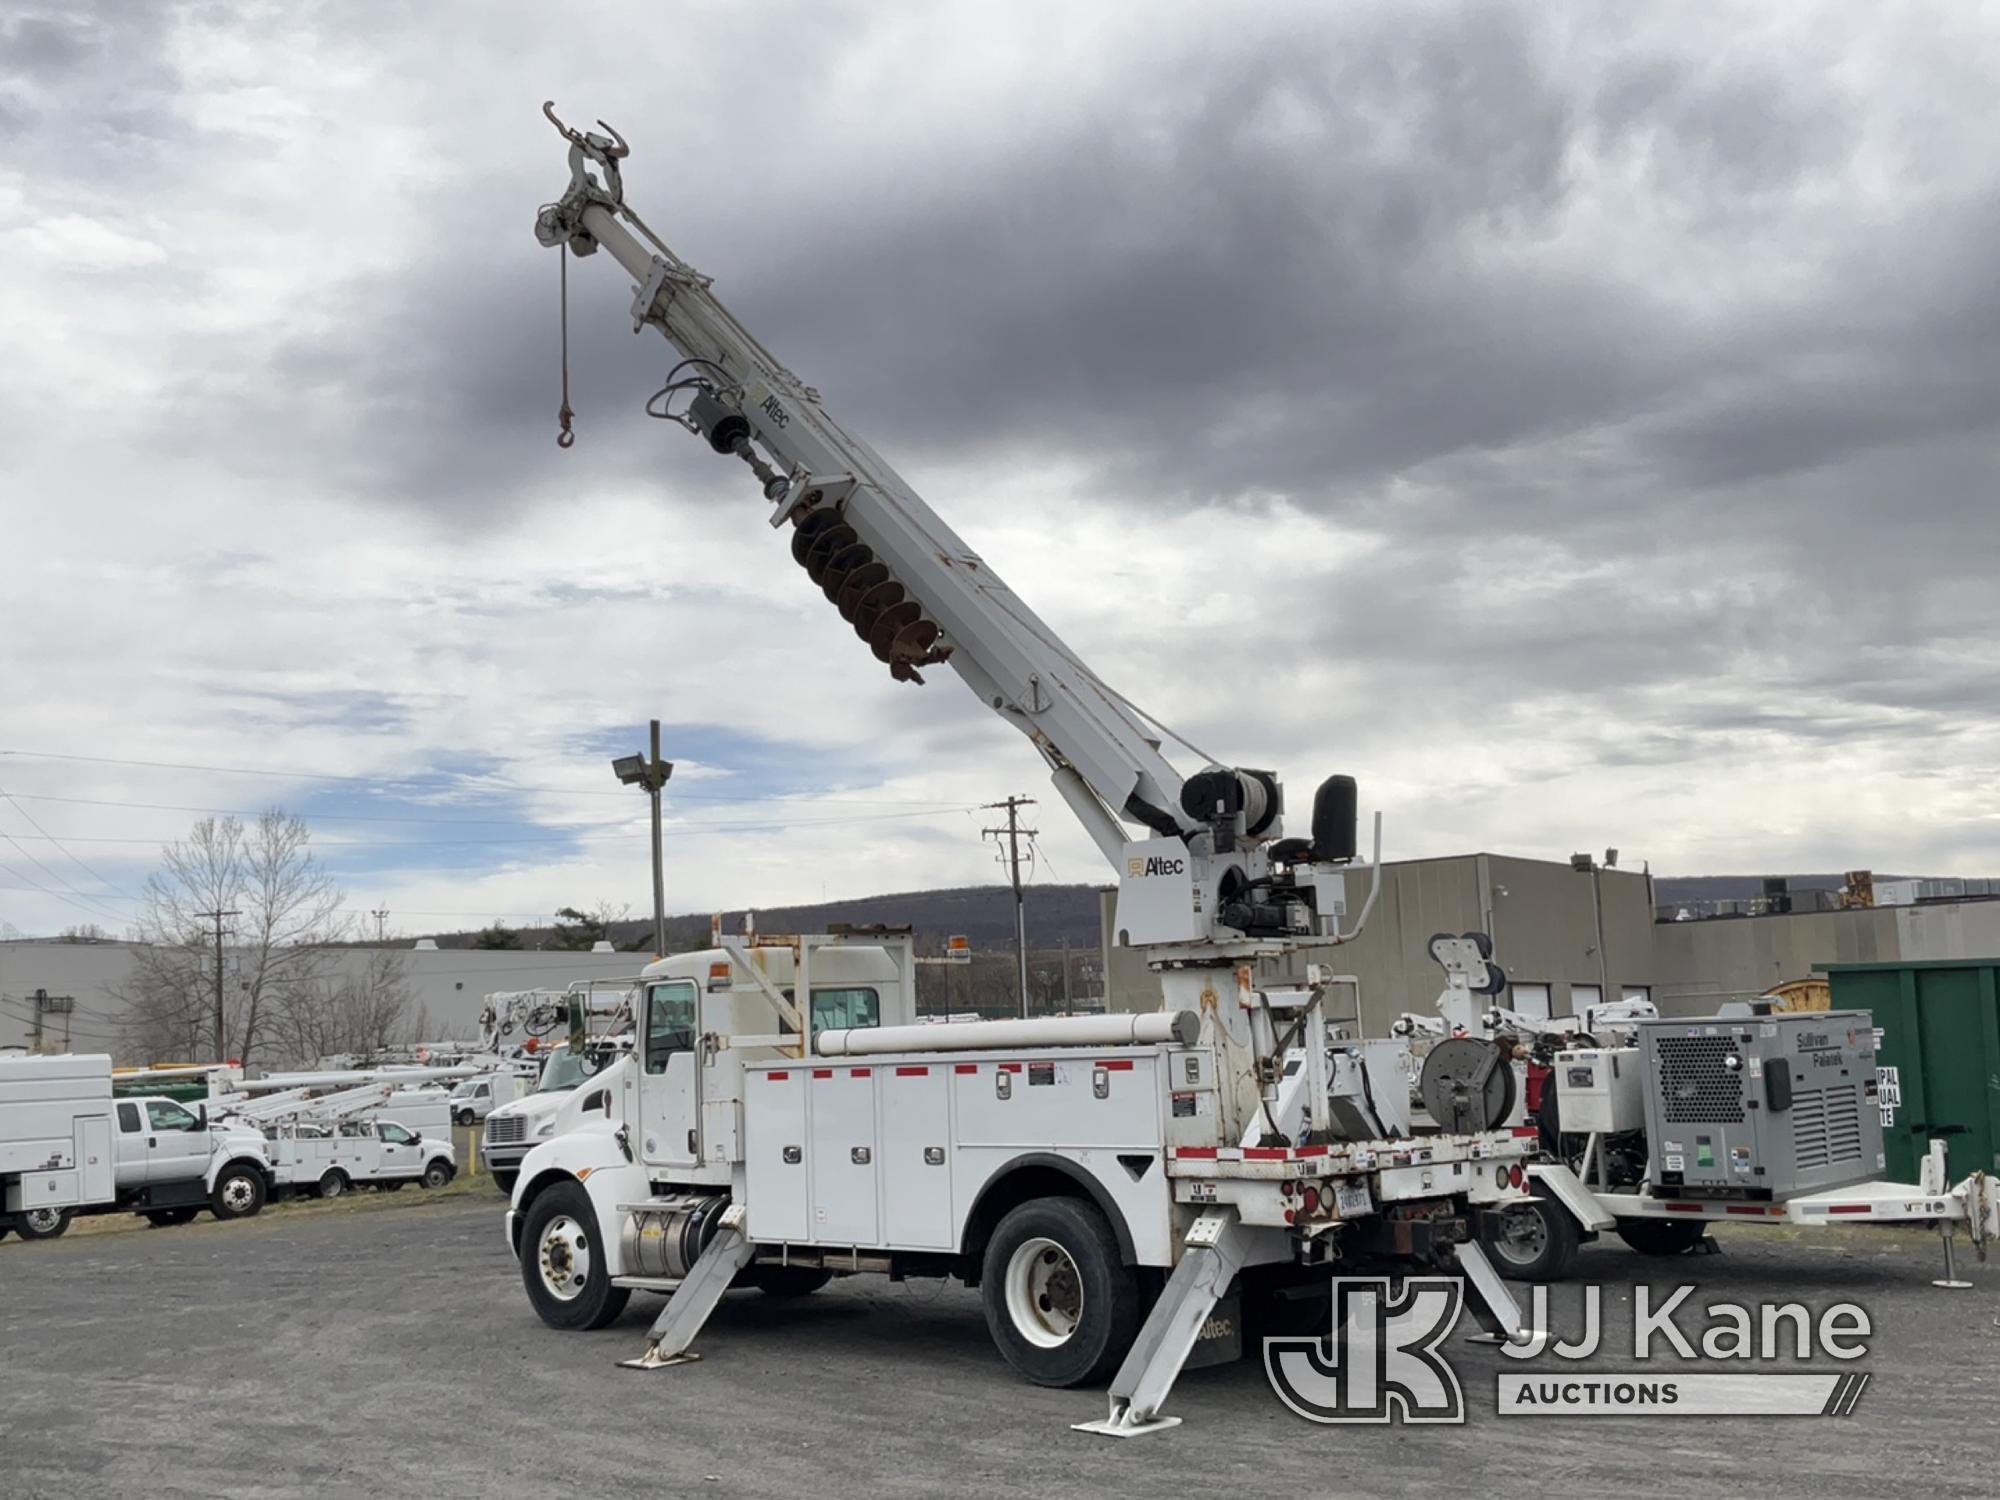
[2,1,1995,940]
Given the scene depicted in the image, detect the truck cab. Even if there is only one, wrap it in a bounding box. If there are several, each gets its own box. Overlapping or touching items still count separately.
[482,1046,624,1190]
[450,1074,515,1126]
[107,1094,275,1228]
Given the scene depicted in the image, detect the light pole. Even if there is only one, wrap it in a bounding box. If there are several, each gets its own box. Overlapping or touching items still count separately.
[612,719,673,957]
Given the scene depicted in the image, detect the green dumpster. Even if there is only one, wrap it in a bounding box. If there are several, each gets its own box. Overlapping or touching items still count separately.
[1826,959,2000,1182]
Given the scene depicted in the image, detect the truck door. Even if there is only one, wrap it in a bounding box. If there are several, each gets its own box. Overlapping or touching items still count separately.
[142,1100,213,1184]
[639,979,701,1170]
[114,1101,147,1187]
[377,1121,419,1175]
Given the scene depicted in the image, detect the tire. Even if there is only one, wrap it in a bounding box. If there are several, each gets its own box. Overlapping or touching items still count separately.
[980,1196,1140,1388]
[453,1109,473,1127]
[519,1181,630,1331]
[145,1207,201,1227]
[489,1169,518,1193]
[210,1164,268,1220]
[1482,1198,1581,1281]
[318,1171,348,1200]
[746,1265,833,1298]
[421,1159,453,1190]
[1615,1218,1707,1257]
[15,1206,74,1241]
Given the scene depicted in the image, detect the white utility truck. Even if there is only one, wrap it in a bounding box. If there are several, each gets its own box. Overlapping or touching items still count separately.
[450,1071,523,1126]
[225,1082,458,1199]
[1386,938,2000,1284]
[483,1040,628,1191]
[510,107,1544,1438]
[1,1054,116,1242]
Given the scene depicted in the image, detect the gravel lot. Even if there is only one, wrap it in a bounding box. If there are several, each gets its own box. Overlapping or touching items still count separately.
[3,1188,1995,1500]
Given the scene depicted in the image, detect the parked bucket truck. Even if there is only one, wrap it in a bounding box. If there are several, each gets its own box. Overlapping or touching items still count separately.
[511,107,1545,1437]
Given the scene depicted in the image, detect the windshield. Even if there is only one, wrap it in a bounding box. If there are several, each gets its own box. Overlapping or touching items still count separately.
[450,1080,479,1098]
[536,1051,606,1093]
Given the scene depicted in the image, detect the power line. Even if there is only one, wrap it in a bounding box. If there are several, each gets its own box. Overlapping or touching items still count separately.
[0,784,127,896]
[0,850,128,924]
[981,796,1038,1019]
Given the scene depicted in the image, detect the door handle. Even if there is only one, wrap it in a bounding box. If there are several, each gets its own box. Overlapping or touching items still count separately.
[148,1137,158,1147]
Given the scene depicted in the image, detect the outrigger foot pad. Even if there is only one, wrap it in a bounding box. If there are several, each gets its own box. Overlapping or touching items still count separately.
[619,1344,702,1371]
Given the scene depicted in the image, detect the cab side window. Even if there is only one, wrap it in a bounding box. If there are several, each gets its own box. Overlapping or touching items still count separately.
[645,982,698,1074]
[810,987,881,1038]
[146,1101,200,1133]
[116,1102,141,1133]
[379,1123,414,1145]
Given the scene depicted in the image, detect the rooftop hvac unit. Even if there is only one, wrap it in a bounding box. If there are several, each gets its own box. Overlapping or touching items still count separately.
[1639,1012,1884,1200]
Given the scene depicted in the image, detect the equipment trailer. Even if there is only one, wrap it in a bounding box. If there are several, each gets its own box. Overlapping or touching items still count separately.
[514,106,1545,1436]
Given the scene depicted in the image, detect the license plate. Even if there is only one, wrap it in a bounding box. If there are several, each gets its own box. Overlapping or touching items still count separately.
[1334,1181,1372,1219]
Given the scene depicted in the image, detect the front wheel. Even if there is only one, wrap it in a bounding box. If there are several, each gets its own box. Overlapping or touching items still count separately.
[519,1181,630,1331]
[1482,1198,1581,1282]
[15,1206,72,1241]
[421,1159,453,1190]
[211,1165,268,1220]
[1615,1218,1707,1257]
[980,1197,1140,1388]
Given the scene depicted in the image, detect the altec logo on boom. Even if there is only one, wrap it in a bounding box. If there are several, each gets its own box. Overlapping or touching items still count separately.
[1128,854,1187,878]
[1265,1279,1874,1423]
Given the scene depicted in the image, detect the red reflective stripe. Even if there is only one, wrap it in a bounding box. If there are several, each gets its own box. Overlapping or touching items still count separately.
[1828,1204,1870,1215]
[766,1071,790,1081]
[1510,1127,1540,1138]
[1665,1203,1704,1213]
[895,1066,929,1077]
[998,1063,1023,1073]
[1174,1147,1218,1159]
[1725,1205,1764,1215]
[953,1064,977,1074]
[1099,1059,1135,1071]
[850,1067,871,1078]
[811,1069,833,1079]
[1243,1147,1287,1160]
[1296,1144,1329,1158]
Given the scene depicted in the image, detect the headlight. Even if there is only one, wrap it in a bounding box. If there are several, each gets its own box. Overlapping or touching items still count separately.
[536,1120,556,1138]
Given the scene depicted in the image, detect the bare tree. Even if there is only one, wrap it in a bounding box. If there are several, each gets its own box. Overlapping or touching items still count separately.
[117,812,347,1066]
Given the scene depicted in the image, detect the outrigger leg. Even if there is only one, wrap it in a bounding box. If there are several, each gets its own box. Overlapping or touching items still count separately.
[1074,1208,1255,1438]
[1455,1239,1531,1346]
[619,1203,756,1370]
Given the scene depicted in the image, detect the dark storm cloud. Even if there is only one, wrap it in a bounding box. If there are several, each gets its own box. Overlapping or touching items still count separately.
[25,2,1994,852]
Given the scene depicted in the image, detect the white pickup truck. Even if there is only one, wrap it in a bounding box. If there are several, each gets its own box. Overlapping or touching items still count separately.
[105,1095,276,1231]
[268,1118,457,1198]
[2,1055,275,1239]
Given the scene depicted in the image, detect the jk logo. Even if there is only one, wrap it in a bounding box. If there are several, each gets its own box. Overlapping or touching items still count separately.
[1264,1277,1466,1424]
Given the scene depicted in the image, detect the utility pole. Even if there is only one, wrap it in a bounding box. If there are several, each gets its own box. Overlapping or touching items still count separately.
[612,720,674,956]
[1061,937,1072,1011]
[195,909,239,1061]
[982,796,1037,1018]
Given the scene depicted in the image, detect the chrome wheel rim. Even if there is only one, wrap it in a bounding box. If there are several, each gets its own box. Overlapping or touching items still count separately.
[221,1176,255,1212]
[23,1207,62,1234]
[538,1214,591,1301]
